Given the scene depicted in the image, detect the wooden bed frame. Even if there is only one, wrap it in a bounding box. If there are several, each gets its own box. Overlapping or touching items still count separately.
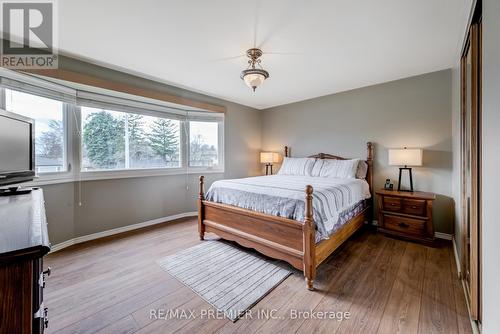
[198,142,374,290]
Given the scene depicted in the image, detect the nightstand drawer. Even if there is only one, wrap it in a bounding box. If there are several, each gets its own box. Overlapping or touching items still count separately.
[376,189,435,244]
[384,215,425,237]
[402,199,426,216]
[383,197,402,212]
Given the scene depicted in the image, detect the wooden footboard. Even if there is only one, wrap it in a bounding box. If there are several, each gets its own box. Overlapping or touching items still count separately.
[202,200,305,270]
[198,176,317,289]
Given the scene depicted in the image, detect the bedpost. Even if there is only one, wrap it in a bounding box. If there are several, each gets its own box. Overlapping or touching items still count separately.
[366,142,374,192]
[198,175,205,240]
[303,185,316,290]
[366,142,374,223]
[285,146,290,158]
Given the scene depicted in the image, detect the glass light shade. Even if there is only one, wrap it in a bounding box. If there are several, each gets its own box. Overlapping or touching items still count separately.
[243,73,265,89]
[241,68,269,91]
[388,148,423,166]
[260,152,280,164]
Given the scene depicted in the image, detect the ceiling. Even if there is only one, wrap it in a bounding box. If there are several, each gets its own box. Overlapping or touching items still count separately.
[57,0,472,110]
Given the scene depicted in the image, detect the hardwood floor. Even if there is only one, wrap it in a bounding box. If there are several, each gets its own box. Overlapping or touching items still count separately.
[44,218,472,334]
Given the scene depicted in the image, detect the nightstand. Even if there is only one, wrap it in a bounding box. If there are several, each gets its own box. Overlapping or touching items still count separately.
[376,189,436,245]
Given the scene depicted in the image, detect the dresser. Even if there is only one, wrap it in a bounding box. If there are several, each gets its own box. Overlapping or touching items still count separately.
[0,189,51,333]
[376,189,436,245]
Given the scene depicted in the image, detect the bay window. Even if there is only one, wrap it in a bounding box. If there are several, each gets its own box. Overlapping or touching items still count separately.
[0,70,224,183]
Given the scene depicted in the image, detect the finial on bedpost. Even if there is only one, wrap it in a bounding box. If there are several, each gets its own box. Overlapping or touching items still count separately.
[305,185,314,207]
[199,175,205,200]
[285,146,289,158]
[198,176,205,240]
[304,185,316,290]
[367,142,374,161]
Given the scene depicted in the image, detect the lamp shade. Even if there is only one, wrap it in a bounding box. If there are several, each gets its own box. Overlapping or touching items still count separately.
[243,73,265,89]
[388,148,423,166]
[260,152,280,164]
[241,68,269,91]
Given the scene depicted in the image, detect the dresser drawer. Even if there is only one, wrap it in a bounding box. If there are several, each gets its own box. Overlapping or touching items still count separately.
[383,197,402,212]
[383,215,425,237]
[402,199,426,216]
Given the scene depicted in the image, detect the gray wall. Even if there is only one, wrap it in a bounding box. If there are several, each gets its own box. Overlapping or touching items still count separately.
[41,56,262,245]
[42,182,75,244]
[261,70,454,233]
[482,1,500,332]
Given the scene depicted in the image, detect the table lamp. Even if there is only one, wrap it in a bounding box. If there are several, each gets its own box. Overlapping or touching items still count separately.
[388,147,423,192]
[260,152,280,175]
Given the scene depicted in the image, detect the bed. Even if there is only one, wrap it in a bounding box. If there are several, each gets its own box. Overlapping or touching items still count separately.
[198,142,374,290]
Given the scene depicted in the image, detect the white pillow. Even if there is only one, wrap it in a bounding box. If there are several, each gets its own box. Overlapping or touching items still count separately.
[311,159,324,177]
[277,157,315,176]
[356,160,368,179]
[319,159,360,179]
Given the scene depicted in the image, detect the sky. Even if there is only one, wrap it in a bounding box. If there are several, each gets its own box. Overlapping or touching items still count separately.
[5,89,63,135]
[190,121,218,147]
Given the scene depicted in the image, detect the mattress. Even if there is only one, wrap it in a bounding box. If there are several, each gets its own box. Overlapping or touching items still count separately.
[205,175,371,242]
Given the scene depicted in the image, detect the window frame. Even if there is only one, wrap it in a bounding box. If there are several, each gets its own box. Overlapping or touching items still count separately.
[0,87,75,184]
[0,71,225,185]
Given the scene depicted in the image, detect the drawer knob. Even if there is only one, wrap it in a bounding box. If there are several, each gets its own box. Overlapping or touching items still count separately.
[398,222,409,228]
[412,205,417,209]
[391,203,396,206]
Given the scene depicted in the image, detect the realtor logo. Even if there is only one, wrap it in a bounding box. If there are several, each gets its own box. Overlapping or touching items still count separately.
[1,0,58,69]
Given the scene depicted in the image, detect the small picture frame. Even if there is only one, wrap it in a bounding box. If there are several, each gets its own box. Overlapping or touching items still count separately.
[384,179,394,190]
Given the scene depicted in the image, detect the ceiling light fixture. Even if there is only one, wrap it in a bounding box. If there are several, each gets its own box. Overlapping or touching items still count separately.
[240,48,269,92]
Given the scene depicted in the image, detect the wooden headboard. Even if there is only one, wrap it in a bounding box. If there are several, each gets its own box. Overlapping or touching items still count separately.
[284,142,375,194]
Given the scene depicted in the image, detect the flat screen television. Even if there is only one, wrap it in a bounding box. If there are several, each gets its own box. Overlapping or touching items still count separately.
[0,109,35,186]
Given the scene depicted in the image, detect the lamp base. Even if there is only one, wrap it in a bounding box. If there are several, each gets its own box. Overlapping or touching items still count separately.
[265,164,273,175]
[397,167,414,192]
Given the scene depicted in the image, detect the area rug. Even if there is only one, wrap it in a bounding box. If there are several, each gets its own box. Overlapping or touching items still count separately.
[157,240,292,321]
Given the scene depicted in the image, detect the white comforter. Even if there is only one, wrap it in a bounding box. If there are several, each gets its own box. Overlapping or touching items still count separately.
[205,175,371,241]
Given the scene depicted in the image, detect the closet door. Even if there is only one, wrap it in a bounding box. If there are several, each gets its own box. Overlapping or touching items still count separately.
[460,10,481,321]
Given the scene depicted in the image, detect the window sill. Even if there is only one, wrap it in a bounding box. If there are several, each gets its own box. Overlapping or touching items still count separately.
[79,168,224,182]
[17,168,224,186]
[23,173,75,187]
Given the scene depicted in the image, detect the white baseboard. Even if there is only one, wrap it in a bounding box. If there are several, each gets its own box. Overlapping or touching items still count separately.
[50,239,75,253]
[434,232,453,240]
[452,236,462,277]
[50,211,198,253]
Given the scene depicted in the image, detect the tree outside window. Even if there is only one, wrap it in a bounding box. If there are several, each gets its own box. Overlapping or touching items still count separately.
[81,107,181,171]
[189,121,219,167]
